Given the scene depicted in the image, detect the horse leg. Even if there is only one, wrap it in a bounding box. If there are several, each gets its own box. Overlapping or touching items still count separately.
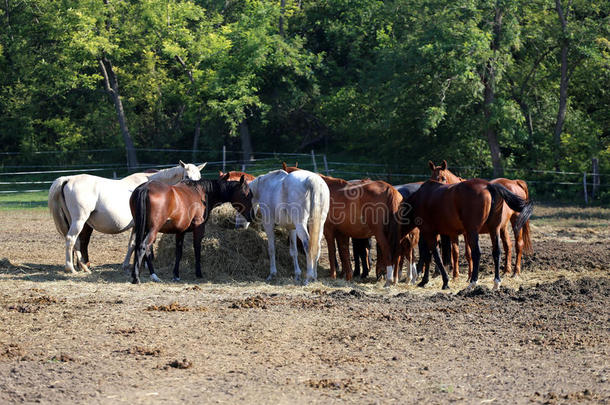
[289,229,302,282]
[466,232,481,289]
[375,232,395,287]
[500,225,512,276]
[76,223,93,272]
[431,242,450,290]
[353,240,361,278]
[417,238,432,288]
[122,229,136,273]
[362,239,371,279]
[464,239,474,282]
[336,233,352,281]
[325,231,338,279]
[193,224,205,278]
[450,236,459,280]
[491,231,502,291]
[173,232,185,281]
[264,222,277,281]
[65,219,87,273]
[513,220,524,277]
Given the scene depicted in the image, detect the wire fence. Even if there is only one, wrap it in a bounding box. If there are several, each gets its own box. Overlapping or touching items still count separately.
[0,148,608,203]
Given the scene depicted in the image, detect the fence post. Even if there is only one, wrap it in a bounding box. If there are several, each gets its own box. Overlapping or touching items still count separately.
[322,154,329,175]
[222,145,226,173]
[311,150,317,172]
[583,172,588,204]
[592,158,599,199]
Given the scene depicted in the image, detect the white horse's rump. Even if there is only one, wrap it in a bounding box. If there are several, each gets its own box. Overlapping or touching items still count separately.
[249,170,330,284]
[48,161,206,273]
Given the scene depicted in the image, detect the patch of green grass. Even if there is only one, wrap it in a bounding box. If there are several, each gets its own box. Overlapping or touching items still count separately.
[0,191,48,210]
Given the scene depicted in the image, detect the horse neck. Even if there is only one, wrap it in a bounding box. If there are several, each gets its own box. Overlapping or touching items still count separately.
[197,179,233,207]
[149,166,182,184]
[445,170,464,184]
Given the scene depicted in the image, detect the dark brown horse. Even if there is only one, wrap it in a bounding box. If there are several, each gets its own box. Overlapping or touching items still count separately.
[401,178,533,290]
[429,160,533,278]
[129,174,253,284]
[282,163,403,284]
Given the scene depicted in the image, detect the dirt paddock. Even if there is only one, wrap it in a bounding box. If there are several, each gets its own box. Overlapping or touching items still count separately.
[0,204,608,404]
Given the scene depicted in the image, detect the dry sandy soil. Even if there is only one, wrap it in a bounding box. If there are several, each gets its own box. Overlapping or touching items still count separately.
[0,204,608,404]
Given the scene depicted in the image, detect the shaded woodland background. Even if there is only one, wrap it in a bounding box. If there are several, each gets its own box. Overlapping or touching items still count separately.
[1,0,609,200]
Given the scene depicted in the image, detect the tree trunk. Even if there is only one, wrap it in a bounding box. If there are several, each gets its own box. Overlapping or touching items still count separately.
[239,120,254,164]
[279,0,286,36]
[553,0,570,170]
[98,57,138,169]
[483,5,504,178]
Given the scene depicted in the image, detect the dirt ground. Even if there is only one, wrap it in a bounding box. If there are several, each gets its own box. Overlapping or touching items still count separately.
[0,204,608,404]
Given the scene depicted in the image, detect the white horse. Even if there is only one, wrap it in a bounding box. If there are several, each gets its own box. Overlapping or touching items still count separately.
[248,169,330,284]
[48,161,206,273]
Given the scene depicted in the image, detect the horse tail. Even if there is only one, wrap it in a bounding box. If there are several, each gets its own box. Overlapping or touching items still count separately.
[486,183,533,234]
[514,180,533,254]
[386,188,403,266]
[307,179,328,273]
[48,177,71,237]
[132,184,150,266]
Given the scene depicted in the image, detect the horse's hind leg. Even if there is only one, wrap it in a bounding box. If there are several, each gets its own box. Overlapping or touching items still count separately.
[193,224,206,279]
[513,220,524,277]
[491,231,502,291]
[264,222,278,281]
[65,219,87,273]
[122,230,136,273]
[173,232,185,281]
[500,225,512,276]
[289,229,302,282]
[466,232,481,289]
[430,242,450,290]
[417,238,432,287]
[336,233,352,282]
[76,223,93,272]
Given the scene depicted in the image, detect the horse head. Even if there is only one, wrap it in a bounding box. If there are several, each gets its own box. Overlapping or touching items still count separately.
[179,160,207,181]
[281,162,299,173]
[428,160,463,184]
[221,174,254,223]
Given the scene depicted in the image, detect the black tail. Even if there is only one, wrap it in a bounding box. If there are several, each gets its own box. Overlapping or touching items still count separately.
[487,183,533,233]
[132,184,150,267]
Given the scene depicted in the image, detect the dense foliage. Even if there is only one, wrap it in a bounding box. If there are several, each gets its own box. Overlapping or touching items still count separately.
[1,0,608,177]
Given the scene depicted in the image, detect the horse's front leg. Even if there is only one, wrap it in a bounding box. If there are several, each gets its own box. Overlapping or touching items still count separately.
[430,242,450,290]
[336,233,352,281]
[324,230,338,279]
[193,225,205,278]
[173,232,185,281]
[263,222,277,281]
[418,237,432,288]
[122,229,136,273]
[289,229,302,282]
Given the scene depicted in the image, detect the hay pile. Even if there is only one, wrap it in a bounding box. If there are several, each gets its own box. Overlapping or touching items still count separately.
[155,204,313,282]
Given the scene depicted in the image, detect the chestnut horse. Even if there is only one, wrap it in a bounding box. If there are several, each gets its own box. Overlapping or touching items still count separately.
[282,163,403,285]
[401,179,532,290]
[129,174,253,284]
[219,171,256,229]
[429,160,532,277]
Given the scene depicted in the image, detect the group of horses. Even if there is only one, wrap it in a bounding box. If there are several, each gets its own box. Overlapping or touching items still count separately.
[48,159,533,290]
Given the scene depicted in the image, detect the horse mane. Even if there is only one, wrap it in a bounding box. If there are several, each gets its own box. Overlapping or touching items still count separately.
[148,165,183,182]
[182,178,237,202]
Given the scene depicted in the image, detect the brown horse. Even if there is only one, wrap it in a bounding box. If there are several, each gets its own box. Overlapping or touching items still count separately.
[429,160,533,278]
[129,174,253,284]
[282,163,403,284]
[219,170,256,183]
[401,178,532,290]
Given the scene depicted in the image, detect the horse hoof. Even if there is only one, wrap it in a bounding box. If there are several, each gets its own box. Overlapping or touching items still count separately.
[150,274,161,282]
[493,280,501,291]
[173,277,181,282]
[417,281,427,288]
[131,278,140,284]
[266,274,276,282]
[466,281,477,290]
[442,284,450,290]
[383,281,393,288]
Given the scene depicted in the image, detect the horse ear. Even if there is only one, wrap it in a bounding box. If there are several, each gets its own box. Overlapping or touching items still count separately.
[428,161,435,171]
[179,160,186,168]
[295,162,298,167]
[198,162,207,171]
[282,162,287,171]
[239,174,245,185]
[220,173,230,181]
[441,160,447,170]
[219,170,224,177]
